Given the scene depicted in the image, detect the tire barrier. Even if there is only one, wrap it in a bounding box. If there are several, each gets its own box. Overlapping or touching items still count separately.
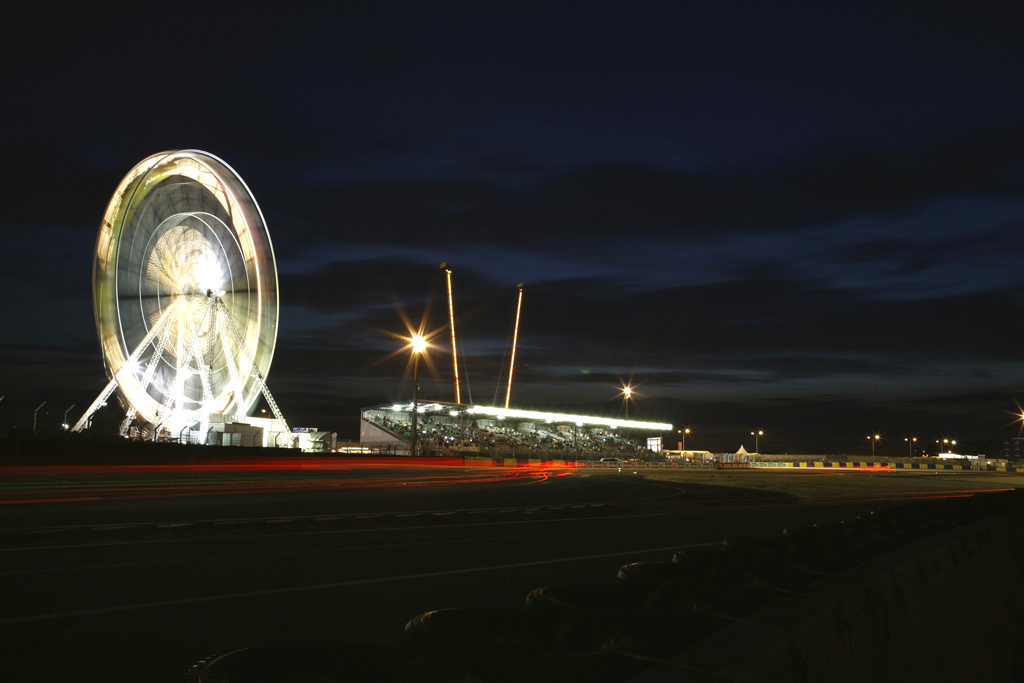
[629,490,1024,681]
[620,560,788,614]
[524,583,725,660]
[183,639,410,682]
[183,489,1024,681]
[401,607,642,682]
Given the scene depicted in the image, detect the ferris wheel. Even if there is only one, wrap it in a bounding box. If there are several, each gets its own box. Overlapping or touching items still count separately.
[73,150,288,441]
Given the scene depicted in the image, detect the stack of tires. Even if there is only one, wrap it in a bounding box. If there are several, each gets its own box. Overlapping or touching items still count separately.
[185,490,1024,681]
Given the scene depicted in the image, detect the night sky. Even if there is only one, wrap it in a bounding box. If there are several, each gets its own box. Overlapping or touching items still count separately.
[3,1,1024,454]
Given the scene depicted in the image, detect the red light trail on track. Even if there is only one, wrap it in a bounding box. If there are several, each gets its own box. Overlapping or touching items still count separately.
[0,458,567,506]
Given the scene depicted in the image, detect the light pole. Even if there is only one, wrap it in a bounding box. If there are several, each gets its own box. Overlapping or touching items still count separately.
[678,428,690,452]
[936,438,955,454]
[751,430,764,454]
[410,335,426,456]
[868,434,880,458]
[905,437,917,458]
[33,400,47,435]
[622,386,632,443]
[63,404,76,431]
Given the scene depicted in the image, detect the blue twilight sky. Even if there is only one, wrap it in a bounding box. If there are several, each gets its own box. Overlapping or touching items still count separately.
[2,1,1023,452]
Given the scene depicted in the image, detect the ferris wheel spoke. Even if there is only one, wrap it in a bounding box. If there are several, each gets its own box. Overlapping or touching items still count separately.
[118,314,173,438]
[197,355,215,441]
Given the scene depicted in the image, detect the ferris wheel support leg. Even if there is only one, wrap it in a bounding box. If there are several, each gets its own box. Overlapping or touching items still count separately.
[73,302,179,433]
[118,408,138,437]
[119,304,177,436]
[216,318,247,418]
[214,298,292,441]
[198,361,214,443]
[72,376,120,432]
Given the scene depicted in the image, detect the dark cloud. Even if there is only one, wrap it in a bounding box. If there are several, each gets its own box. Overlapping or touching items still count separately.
[249,121,1024,265]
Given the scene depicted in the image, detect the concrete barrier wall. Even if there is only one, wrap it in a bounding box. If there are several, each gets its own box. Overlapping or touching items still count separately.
[630,509,1024,682]
[578,459,1021,472]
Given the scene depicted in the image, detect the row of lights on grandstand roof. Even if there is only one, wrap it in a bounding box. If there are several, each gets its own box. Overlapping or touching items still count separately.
[385,401,671,432]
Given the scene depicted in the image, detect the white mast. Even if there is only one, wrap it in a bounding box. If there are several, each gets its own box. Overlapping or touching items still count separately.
[504,284,523,410]
[442,263,461,404]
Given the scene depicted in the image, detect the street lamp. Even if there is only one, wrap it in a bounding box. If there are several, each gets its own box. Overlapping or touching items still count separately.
[33,401,47,435]
[678,427,690,452]
[621,386,633,443]
[751,430,764,454]
[936,438,956,454]
[868,434,880,458]
[63,404,76,431]
[409,334,427,456]
[905,437,917,458]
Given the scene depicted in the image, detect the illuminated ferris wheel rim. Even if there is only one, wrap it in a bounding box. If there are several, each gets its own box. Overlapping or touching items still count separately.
[89,149,281,432]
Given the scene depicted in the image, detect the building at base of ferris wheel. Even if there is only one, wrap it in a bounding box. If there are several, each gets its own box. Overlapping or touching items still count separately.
[138,413,334,451]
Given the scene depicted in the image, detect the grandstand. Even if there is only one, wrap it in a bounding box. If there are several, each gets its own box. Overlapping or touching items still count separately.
[356,272,673,460]
[359,401,673,459]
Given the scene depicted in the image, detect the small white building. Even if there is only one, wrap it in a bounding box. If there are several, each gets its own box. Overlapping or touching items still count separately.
[202,414,292,447]
[936,452,977,460]
[664,450,714,462]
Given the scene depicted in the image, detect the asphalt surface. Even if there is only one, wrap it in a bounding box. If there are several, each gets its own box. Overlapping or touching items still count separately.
[0,462,1019,682]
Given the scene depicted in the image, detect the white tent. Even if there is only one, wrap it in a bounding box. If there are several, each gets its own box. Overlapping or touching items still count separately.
[722,445,750,462]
